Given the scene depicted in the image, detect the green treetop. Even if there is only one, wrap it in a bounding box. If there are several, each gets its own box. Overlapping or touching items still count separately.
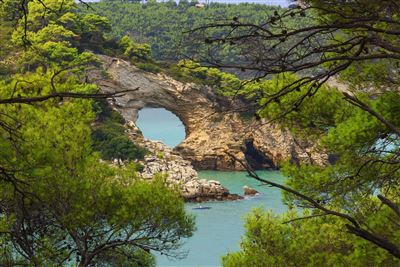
[0,0,195,265]
[218,0,400,265]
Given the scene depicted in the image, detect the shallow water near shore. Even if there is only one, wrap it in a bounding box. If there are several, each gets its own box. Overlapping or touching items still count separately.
[156,170,287,267]
[136,108,287,266]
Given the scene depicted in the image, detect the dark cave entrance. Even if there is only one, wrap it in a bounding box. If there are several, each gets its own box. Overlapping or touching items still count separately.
[244,139,276,170]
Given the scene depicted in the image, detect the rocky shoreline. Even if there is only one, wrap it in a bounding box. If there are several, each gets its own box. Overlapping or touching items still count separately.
[89,55,327,202]
[124,121,242,202]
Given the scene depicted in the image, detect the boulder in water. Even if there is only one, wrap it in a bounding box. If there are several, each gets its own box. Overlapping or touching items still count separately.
[243,185,259,196]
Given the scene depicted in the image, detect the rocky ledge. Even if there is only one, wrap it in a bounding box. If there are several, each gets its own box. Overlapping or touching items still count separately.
[125,121,242,202]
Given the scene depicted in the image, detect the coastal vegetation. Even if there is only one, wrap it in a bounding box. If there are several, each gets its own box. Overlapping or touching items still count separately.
[193,0,400,265]
[79,0,311,64]
[1,0,400,266]
[0,0,194,265]
[92,99,148,162]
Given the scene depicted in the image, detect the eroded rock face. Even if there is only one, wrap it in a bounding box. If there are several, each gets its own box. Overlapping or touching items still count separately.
[90,55,326,171]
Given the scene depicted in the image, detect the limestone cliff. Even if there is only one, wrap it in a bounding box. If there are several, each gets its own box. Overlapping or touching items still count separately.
[89,55,326,171]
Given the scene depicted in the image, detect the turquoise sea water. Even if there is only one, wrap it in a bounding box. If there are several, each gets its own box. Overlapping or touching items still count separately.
[156,170,286,267]
[136,108,186,147]
[136,108,287,266]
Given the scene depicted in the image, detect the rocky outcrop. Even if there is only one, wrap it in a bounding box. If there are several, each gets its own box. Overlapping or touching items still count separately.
[124,121,241,202]
[243,186,259,196]
[89,55,327,171]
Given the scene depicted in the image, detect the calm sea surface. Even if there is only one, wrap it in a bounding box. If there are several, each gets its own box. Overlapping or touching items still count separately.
[136,108,186,148]
[136,108,287,267]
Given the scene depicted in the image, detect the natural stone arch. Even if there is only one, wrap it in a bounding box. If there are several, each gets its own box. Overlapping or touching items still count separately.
[129,104,189,142]
[135,106,187,148]
[90,55,327,170]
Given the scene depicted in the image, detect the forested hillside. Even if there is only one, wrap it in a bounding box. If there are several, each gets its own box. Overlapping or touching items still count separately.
[80,1,310,62]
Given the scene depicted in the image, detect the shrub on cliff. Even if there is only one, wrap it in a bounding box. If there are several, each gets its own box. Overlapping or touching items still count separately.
[119,35,152,62]
[92,100,148,161]
[137,62,161,73]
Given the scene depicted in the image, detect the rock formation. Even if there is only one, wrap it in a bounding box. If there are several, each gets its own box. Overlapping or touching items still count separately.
[243,185,259,196]
[89,55,327,171]
[124,121,242,202]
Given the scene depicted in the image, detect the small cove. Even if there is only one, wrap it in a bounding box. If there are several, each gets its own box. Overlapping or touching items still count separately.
[157,170,286,267]
[136,108,287,266]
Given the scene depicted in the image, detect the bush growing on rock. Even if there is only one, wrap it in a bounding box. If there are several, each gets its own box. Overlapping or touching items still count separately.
[137,62,162,73]
[119,35,152,61]
[92,101,148,161]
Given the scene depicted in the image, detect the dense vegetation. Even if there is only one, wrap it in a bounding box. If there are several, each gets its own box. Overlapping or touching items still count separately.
[222,76,400,266]
[92,100,148,162]
[202,0,400,266]
[87,0,400,263]
[0,0,194,265]
[79,0,310,64]
[2,0,400,266]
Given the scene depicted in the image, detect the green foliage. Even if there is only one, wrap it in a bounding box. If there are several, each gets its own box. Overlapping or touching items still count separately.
[119,35,152,61]
[7,0,110,71]
[247,72,400,208]
[92,123,148,161]
[0,20,13,57]
[137,62,162,73]
[157,151,165,159]
[222,208,400,267]
[221,69,400,264]
[79,1,307,62]
[308,0,400,91]
[171,59,240,90]
[92,98,125,123]
[0,60,191,267]
[217,0,400,263]
[239,73,347,139]
[0,1,195,265]
[92,247,156,267]
[92,100,148,161]
[0,17,16,76]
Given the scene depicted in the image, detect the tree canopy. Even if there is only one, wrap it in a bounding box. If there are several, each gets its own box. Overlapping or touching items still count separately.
[3,0,400,265]
[78,0,311,65]
[189,0,400,265]
[0,0,195,265]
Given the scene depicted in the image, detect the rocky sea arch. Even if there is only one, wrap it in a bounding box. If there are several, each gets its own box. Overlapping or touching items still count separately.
[89,54,326,172]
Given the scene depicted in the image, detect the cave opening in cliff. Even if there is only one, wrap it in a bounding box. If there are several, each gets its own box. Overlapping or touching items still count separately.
[136,107,186,148]
[244,139,276,170]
